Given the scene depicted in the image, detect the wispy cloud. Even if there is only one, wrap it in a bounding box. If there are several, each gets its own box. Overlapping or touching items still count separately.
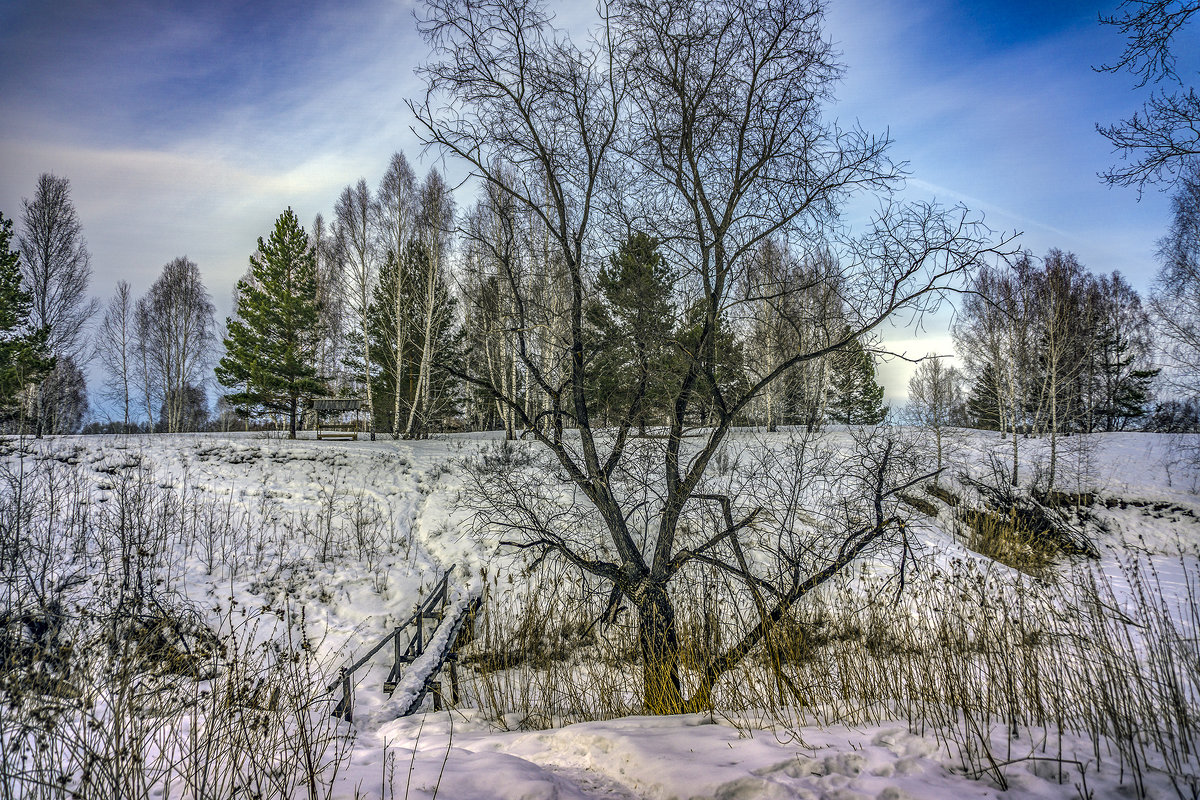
[0,0,1179,402]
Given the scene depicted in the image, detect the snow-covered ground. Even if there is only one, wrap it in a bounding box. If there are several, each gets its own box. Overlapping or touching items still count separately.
[2,429,1198,799]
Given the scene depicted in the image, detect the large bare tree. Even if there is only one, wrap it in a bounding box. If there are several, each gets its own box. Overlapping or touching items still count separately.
[135,257,216,433]
[413,0,1009,712]
[18,174,99,363]
[94,281,137,429]
[335,180,381,440]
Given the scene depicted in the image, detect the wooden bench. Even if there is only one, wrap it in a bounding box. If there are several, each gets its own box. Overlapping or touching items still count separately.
[316,422,360,440]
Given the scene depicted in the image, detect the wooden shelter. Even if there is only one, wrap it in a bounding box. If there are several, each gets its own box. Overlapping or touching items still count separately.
[312,397,363,440]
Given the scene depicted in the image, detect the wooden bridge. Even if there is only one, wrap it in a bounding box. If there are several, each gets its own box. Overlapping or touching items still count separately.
[328,570,481,723]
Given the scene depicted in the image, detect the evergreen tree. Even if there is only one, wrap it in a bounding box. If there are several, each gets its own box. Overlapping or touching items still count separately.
[216,208,325,438]
[587,233,676,433]
[825,336,886,425]
[1088,272,1159,431]
[965,362,1004,430]
[673,300,749,426]
[0,211,53,420]
[361,248,409,433]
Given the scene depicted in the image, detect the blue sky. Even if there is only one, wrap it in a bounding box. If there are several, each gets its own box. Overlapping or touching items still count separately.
[0,0,1193,402]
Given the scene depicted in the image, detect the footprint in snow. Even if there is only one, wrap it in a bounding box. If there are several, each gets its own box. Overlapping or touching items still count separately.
[541,764,646,800]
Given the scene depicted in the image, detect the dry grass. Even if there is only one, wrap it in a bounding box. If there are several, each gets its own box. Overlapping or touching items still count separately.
[960,508,1062,578]
[4,439,1198,799]
[0,444,353,800]
[454,545,1200,799]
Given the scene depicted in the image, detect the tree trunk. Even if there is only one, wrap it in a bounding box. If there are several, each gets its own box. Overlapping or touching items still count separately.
[935,427,943,484]
[634,582,687,715]
[362,325,376,441]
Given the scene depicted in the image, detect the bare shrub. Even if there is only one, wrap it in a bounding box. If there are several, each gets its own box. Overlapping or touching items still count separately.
[0,449,355,800]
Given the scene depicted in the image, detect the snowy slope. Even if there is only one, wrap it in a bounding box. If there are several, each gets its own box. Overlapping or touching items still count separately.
[2,428,1197,799]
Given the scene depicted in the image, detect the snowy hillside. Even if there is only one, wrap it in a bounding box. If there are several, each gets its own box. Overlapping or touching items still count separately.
[2,429,1198,799]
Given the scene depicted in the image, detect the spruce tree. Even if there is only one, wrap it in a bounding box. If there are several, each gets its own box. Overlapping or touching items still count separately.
[965,362,1004,431]
[672,299,749,426]
[216,208,324,438]
[0,211,53,418]
[826,336,887,425]
[588,233,676,432]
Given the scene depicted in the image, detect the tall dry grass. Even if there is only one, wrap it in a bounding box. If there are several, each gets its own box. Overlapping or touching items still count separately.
[0,441,356,800]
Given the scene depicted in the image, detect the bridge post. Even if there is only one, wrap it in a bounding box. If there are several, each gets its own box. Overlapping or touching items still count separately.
[335,667,352,723]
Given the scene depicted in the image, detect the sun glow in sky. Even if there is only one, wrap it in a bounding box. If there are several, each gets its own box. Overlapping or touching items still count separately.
[0,0,1192,404]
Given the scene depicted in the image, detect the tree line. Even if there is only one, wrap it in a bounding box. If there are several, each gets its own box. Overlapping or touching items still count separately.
[1,165,898,438]
[7,171,1200,454]
[0,170,1191,444]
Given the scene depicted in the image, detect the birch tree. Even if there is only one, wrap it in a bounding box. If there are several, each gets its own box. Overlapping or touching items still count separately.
[377,152,419,437]
[907,357,963,482]
[461,186,523,437]
[136,257,216,434]
[94,281,137,429]
[18,174,98,437]
[401,170,456,438]
[310,212,345,394]
[18,174,98,362]
[335,180,381,439]
[1030,250,1093,492]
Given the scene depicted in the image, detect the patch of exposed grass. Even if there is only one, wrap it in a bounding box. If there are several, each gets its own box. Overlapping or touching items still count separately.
[960,508,1061,578]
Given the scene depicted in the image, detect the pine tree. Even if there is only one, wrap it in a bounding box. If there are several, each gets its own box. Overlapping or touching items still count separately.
[216,208,325,438]
[673,300,748,426]
[826,336,887,425]
[587,233,676,433]
[1088,272,1159,431]
[0,211,53,419]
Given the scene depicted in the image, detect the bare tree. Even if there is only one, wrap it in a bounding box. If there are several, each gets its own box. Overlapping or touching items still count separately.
[1029,250,1094,492]
[18,174,99,361]
[310,212,345,396]
[376,153,419,438]
[1154,162,1200,391]
[27,355,87,434]
[335,180,381,440]
[404,169,456,439]
[94,281,137,429]
[907,357,963,483]
[135,257,216,434]
[460,182,526,438]
[413,0,1008,713]
[1096,1,1200,189]
[743,241,844,432]
[955,262,1038,485]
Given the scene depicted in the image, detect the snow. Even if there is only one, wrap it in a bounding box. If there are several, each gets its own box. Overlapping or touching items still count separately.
[3,429,1198,799]
[365,711,1134,799]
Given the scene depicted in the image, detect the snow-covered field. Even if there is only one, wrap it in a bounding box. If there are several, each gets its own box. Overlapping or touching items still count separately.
[2,429,1198,799]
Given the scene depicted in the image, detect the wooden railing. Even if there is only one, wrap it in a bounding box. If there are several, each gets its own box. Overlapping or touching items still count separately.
[328,571,478,723]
